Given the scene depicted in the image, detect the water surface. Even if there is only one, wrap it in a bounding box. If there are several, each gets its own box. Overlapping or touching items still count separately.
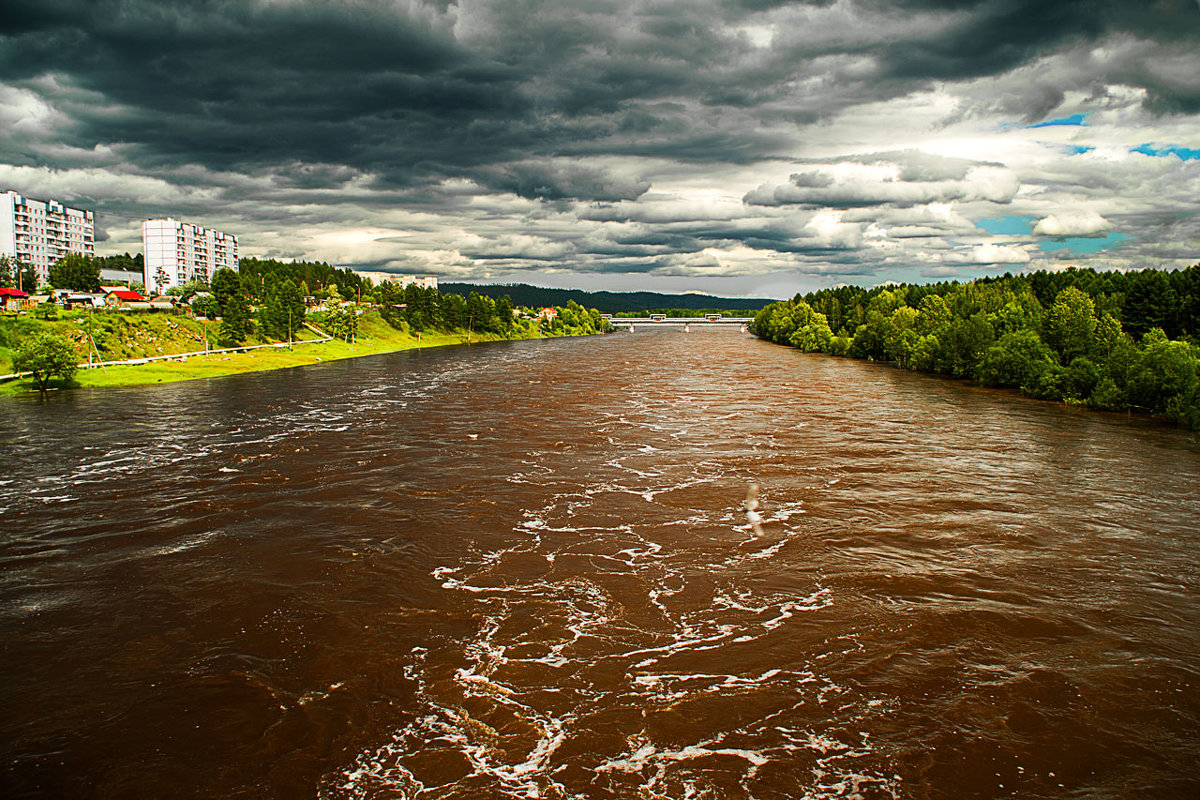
[2,328,1198,798]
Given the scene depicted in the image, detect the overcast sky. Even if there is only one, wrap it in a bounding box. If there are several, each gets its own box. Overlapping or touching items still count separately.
[2,0,1199,297]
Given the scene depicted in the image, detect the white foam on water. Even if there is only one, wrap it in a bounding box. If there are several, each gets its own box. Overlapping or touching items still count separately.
[143,529,222,558]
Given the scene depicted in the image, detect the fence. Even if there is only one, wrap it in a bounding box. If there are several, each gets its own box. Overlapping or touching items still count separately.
[0,324,333,383]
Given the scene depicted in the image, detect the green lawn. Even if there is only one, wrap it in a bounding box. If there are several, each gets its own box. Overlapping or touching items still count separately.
[1,309,572,396]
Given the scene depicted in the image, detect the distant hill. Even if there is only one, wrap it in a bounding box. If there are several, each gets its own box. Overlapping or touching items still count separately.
[439,283,775,314]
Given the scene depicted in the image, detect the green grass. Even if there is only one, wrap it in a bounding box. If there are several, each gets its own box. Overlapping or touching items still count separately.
[0,308,579,396]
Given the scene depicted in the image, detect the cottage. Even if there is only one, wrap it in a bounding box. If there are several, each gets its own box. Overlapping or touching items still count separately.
[62,293,104,309]
[0,287,31,312]
[105,289,145,307]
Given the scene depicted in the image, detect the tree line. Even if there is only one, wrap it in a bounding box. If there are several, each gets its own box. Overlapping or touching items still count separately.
[197,258,609,346]
[439,282,772,314]
[752,265,1200,430]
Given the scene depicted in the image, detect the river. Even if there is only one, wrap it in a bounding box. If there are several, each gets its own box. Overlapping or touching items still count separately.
[2,327,1198,799]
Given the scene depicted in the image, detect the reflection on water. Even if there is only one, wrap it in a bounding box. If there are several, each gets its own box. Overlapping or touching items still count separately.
[2,329,1199,799]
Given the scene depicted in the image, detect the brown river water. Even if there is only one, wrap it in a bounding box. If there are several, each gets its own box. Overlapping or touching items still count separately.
[2,327,1199,799]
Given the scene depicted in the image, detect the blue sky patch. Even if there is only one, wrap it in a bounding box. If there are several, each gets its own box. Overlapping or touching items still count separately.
[1064,145,1094,155]
[976,216,1035,235]
[1131,143,1200,161]
[1038,233,1128,255]
[1028,113,1088,128]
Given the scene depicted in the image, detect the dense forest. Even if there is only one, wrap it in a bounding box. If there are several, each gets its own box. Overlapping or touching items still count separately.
[440,282,772,314]
[203,259,608,347]
[752,265,1200,429]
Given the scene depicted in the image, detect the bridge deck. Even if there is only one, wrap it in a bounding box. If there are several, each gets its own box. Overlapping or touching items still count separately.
[606,317,753,327]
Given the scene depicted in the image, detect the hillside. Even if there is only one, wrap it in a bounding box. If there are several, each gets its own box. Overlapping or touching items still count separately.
[439,283,775,314]
[0,311,228,373]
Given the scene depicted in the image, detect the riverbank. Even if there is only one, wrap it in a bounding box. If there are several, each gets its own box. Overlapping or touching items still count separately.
[0,309,574,396]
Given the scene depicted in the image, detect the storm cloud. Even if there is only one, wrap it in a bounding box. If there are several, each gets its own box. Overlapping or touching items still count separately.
[2,0,1199,295]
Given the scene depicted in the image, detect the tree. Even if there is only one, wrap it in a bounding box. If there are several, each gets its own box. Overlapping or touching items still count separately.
[1126,329,1200,414]
[781,301,834,353]
[191,294,219,319]
[13,332,79,393]
[1123,268,1178,339]
[218,295,250,346]
[496,295,514,334]
[0,255,13,288]
[978,329,1056,391]
[259,276,305,340]
[324,303,359,342]
[17,262,38,292]
[1043,287,1097,365]
[210,268,242,316]
[165,279,208,302]
[47,253,101,292]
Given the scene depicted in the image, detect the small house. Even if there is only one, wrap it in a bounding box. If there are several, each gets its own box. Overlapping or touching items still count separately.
[0,287,31,312]
[68,293,105,309]
[105,289,145,307]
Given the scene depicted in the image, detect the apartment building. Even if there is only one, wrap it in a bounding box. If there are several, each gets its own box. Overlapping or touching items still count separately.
[0,190,95,283]
[143,218,238,295]
[355,271,438,291]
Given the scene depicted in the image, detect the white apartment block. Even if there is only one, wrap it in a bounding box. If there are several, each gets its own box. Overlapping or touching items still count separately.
[143,218,238,295]
[0,190,95,283]
[355,270,438,291]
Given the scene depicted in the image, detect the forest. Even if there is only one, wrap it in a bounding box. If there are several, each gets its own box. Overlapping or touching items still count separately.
[439,282,772,314]
[208,258,607,346]
[751,265,1200,430]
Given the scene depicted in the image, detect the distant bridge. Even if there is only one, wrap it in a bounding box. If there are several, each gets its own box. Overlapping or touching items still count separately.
[604,315,754,328]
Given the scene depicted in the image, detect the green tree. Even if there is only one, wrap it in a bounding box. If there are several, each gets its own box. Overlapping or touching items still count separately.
[218,295,250,346]
[1043,287,1098,365]
[496,295,515,334]
[977,329,1056,391]
[165,279,208,302]
[783,301,834,353]
[47,253,101,292]
[0,255,13,288]
[257,275,305,340]
[17,262,38,292]
[191,294,219,319]
[13,332,79,392]
[1123,269,1178,339]
[210,268,242,317]
[1126,329,1200,414]
[884,306,920,367]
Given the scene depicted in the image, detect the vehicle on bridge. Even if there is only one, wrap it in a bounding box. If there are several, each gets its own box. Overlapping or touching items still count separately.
[649,313,667,321]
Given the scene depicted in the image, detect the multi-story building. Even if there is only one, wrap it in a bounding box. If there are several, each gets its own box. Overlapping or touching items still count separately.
[143,218,238,295]
[0,190,95,284]
[355,270,438,291]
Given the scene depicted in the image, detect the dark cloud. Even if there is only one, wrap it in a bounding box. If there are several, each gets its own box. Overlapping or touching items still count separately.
[4,0,1196,185]
[475,160,650,202]
[2,1,1198,293]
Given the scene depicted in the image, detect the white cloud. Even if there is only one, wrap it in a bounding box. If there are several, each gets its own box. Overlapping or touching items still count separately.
[1033,211,1110,236]
[745,157,1019,208]
[961,243,1032,264]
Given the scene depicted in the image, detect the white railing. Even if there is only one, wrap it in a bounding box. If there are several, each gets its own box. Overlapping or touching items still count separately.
[1,323,333,382]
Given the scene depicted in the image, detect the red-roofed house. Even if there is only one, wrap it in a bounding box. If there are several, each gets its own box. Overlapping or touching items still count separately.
[104,288,145,307]
[1,287,31,312]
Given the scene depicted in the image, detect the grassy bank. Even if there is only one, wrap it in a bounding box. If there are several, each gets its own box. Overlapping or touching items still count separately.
[0,308,566,396]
